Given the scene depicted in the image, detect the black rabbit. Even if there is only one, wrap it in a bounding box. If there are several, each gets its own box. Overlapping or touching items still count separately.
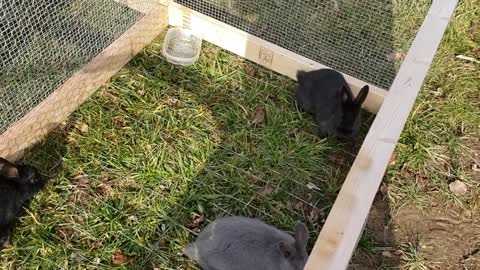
[0,158,45,249]
[184,216,309,270]
[294,69,369,139]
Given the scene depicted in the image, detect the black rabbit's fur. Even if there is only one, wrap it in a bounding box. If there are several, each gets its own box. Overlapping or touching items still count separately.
[294,69,369,139]
[0,158,44,249]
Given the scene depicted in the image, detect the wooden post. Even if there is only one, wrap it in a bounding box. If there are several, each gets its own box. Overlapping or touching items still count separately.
[304,0,458,269]
[168,2,387,114]
[0,6,169,160]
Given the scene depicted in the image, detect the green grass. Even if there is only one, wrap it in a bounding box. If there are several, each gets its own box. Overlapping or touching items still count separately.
[386,0,480,212]
[0,35,368,269]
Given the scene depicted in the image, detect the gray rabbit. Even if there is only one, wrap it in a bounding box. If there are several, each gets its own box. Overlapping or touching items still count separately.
[183,216,309,270]
[294,69,369,139]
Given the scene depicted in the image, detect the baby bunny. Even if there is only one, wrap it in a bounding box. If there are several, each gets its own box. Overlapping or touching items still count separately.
[294,69,369,139]
[0,158,45,249]
[183,216,309,270]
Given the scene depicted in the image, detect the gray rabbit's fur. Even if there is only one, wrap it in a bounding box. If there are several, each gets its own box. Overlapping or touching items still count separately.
[294,69,369,139]
[184,216,309,270]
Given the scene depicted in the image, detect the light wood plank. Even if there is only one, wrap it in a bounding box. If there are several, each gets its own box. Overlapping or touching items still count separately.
[304,0,458,269]
[168,2,387,113]
[0,6,169,161]
[113,0,160,14]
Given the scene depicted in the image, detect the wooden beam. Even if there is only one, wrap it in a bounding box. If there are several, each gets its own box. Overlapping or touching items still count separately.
[168,2,387,114]
[0,6,169,161]
[113,0,161,14]
[304,0,458,269]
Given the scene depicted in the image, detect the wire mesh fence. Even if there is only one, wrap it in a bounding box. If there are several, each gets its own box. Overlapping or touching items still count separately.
[174,0,432,90]
[0,0,144,134]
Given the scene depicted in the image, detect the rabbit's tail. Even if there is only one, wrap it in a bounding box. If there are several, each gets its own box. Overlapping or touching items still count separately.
[183,243,200,261]
[0,227,10,250]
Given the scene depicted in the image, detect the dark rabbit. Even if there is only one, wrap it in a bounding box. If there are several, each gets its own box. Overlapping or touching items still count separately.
[294,69,369,138]
[0,158,44,249]
[183,216,309,270]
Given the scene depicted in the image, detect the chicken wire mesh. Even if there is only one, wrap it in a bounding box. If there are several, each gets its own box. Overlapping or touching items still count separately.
[174,0,432,90]
[0,0,144,134]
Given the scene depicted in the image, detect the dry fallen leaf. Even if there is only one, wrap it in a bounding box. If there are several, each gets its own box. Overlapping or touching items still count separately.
[306,182,320,190]
[334,158,345,166]
[56,227,74,239]
[101,91,117,100]
[79,123,89,133]
[165,95,179,105]
[382,250,393,258]
[463,63,476,70]
[193,214,204,225]
[187,213,205,229]
[291,200,304,211]
[260,183,274,195]
[72,253,86,262]
[91,242,103,249]
[473,48,480,57]
[247,67,257,77]
[68,191,91,206]
[288,128,301,138]
[449,180,468,196]
[100,171,110,182]
[308,208,324,223]
[386,52,403,62]
[388,153,397,167]
[379,182,388,196]
[251,108,266,124]
[127,215,137,225]
[229,81,240,89]
[112,250,132,265]
[137,90,146,96]
[74,175,91,186]
[472,163,480,172]
[97,183,112,195]
[455,54,480,63]
[74,216,85,223]
[158,184,170,191]
[468,23,479,40]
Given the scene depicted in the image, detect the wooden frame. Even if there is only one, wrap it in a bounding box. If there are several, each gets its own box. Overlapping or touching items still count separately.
[0,0,458,269]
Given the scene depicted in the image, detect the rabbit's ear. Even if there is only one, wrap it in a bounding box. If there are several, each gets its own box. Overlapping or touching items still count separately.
[0,158,18,178]
[296,70,307,81]
[341,86,353,102]
[278,241,294,258]
[294,223,309,249]
[354,86,369,105]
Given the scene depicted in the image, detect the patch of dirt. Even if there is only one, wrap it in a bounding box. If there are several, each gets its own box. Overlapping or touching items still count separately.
[392,205,480,269]
[350,194,400,270]
[351,194,480,269]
